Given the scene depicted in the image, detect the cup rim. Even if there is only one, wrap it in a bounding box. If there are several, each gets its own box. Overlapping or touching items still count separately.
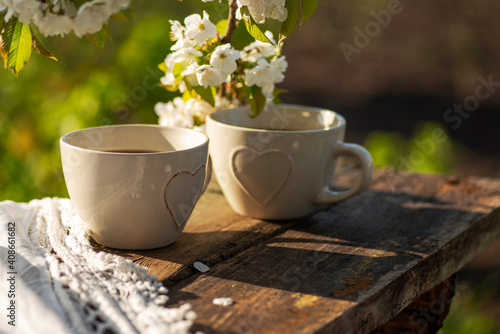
[207,104,346,133]
[60,124,209,155]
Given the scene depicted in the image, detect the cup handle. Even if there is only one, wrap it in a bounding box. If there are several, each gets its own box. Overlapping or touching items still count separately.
[201,156,212,195]
[314,142,373,204]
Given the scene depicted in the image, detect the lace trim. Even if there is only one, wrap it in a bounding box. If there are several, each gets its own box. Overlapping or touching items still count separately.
[22,197,195,334]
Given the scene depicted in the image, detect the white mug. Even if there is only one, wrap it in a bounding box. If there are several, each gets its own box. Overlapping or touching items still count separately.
[60,124,209,249]
[206,104,373,220]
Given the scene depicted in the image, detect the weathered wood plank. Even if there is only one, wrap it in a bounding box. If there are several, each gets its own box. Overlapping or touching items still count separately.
[163,170,500,334]
[370,275,456,334]
[96,182,302,283]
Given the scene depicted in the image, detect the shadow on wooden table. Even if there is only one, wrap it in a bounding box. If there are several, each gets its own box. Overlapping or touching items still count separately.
[166,189,481,293]
[97,171,499,333]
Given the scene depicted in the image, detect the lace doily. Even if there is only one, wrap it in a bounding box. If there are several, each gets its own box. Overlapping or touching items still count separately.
[0,198,195,334]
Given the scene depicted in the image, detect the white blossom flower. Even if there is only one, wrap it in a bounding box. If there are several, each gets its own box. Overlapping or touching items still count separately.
[160,54,179,87]
[265,0,287,22]
[215,95,234,111]
[245,57,286,98]
[238,0,265,23]
[62,1,78,17]
[241,32,279,62]
[181,64,198,77]
[0,0,131,37]
[196,65,224,88]
[184,11,217,46]
[162,52,176,71]
[186,73,200,88]
[107,0,130,14]
[160,72,176,87]
[169,20,185,41]
[154,1,290,129]
[171,46,202,68]
[244,59,274,97]
[210,44,240,76]
[1,0,20,22]
[186,97,214,123]
[177,80,188,93]
[156,96,214,129]
[237,0,287,24]
[161,53,198,90]
[36,13,74,37]
[11,0,40,24]
[235,6,243,20]
[73,2,111,37]
[171,36,197,53]
[167,40,203,87]
[272,55,288,72]
[183,64,224,88]
[155,97,194,128]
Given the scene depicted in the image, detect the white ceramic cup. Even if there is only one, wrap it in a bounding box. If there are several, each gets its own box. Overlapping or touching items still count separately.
[206,104,373,220]
[60,124,209,250]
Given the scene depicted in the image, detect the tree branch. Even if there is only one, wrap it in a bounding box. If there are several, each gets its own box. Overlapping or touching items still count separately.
[222,0,238,44]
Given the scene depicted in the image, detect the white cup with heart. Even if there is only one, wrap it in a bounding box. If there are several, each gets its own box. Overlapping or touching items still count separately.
[206,104,374,220]
[60,124,209,249]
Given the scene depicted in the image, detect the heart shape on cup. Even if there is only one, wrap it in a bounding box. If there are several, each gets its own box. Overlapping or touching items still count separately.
[164,165,205,229]
[231,148,292,206]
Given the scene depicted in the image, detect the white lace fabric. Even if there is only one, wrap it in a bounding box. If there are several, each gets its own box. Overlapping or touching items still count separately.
[0,198,195,334]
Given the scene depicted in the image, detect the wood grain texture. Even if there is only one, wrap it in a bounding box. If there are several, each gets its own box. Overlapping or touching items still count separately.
[370,275,456,334]
[106,169,500,334]
[96,182,303,283]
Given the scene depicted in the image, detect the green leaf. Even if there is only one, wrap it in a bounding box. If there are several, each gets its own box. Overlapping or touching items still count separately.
[246,85,267,117]
[1,18,32,75]
[30,28,57,61]
[242,7,275,45]
[279,0,318,44]
[161,83,179,92]
[101,24,112,39]
[216,19,228,37]
[193,85,215,107]
[193,115,204,127]
[182,89,193,101]
[0,17,7,66]
[84,25,111,51]
[231,21,255,50]
[111,8,134,20]
[272,88,288,104]
[182,70,216,106]
[301,0,318,24]
[158,61,167,73]
[280,0,300,42]
[172,62,184,76]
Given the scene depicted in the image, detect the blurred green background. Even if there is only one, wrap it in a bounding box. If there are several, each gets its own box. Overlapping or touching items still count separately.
[0,0,499,332]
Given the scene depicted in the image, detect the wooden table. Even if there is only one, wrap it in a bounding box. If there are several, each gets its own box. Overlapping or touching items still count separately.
[101,169,500,333]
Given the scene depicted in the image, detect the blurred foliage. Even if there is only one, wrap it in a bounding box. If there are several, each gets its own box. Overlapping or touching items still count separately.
[364,122,456,174]
[0,1,207,202]
[439,275,500,334]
